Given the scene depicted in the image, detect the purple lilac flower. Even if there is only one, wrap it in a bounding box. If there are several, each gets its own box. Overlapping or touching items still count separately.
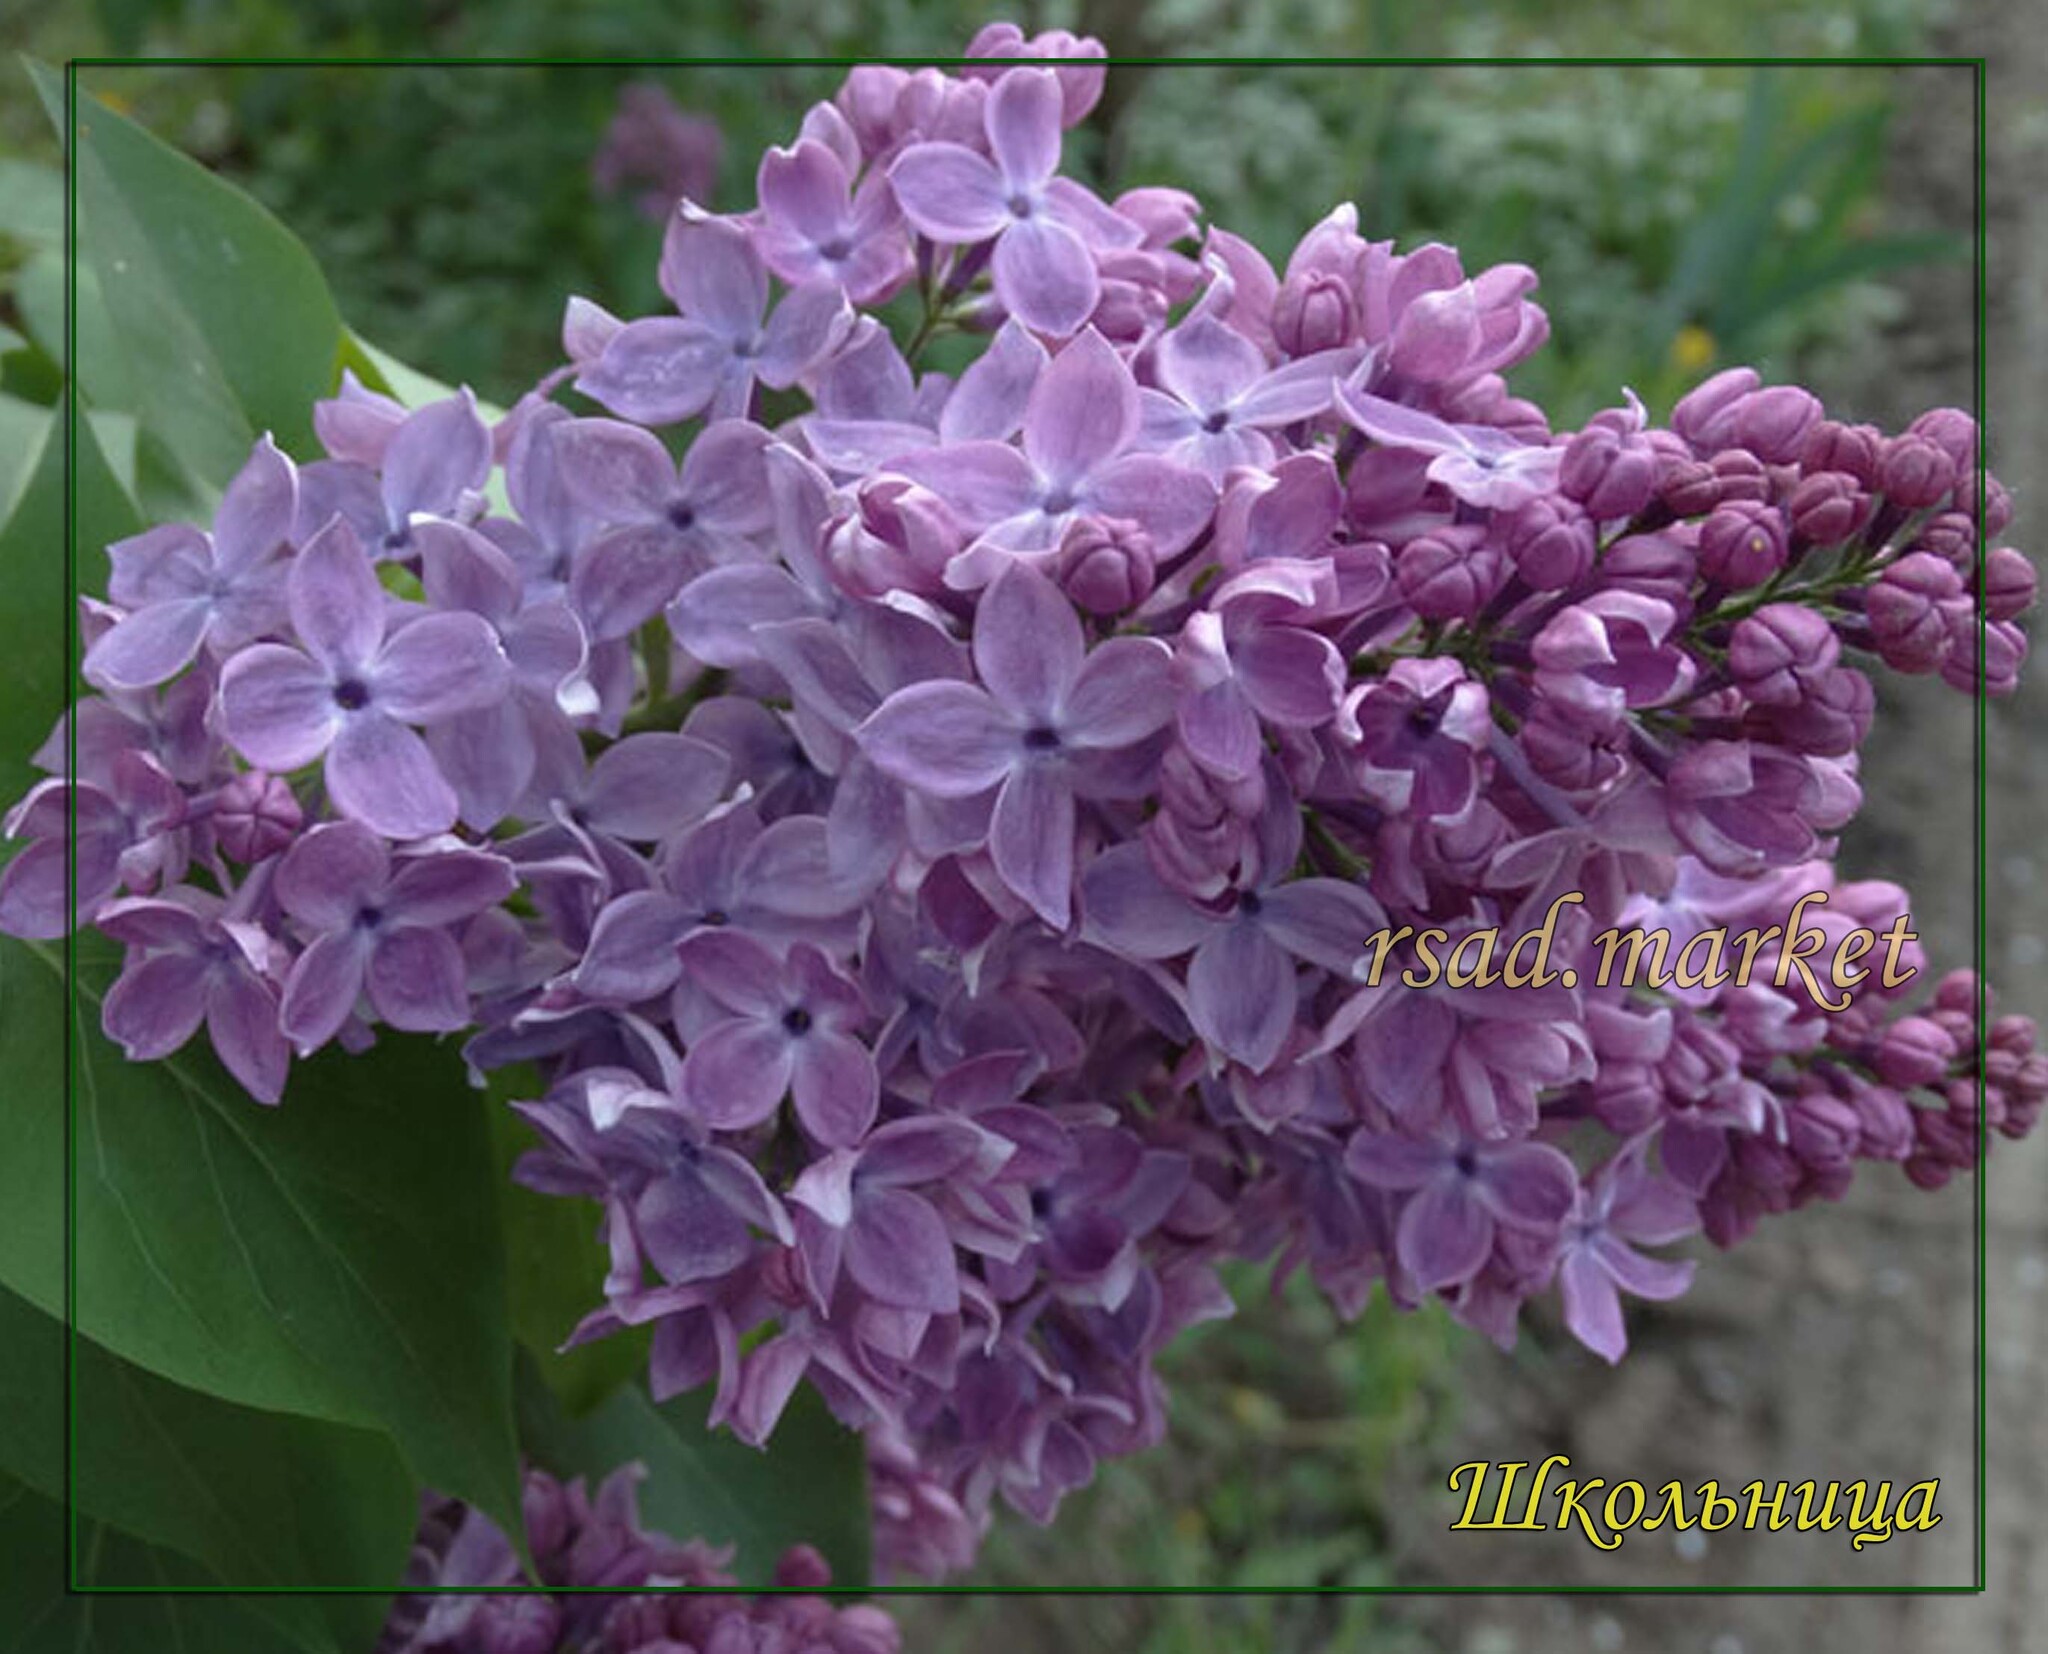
[888,66,1141,336]
[752,137,915,304]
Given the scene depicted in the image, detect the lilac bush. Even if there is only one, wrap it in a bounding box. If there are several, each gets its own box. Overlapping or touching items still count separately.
[8,23,2041,1582]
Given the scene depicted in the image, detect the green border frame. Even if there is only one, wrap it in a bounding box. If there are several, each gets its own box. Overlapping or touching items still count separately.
[55,50,1991,1601]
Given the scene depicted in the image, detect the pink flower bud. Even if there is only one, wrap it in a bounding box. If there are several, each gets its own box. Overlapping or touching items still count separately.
[1727,603,1840,706]
[1671,366,1760,452]
[1730,385,1822,464]
[1396,525,1499,620]
[1788,470,1875,546]
[1876,1015,1959,1089]
[1766,665,1872,756]
[1559,426,1659,519]
[1867,552,1969,674]
[1982,545,2035,621]
[1877,433,1958,509]
[1058,515,1156,615]
[212,770,302,863]
[1272,271,1355,356]
[1503,495,1596,590]
[1907,406,1977,469]
[1697,500,1788,588]
[1799,419,1883,485]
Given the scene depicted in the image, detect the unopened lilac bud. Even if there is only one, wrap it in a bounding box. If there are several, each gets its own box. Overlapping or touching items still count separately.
[1877,433,1958,509]
[1600,530,1697,612]
[1788,470,1875,546]
[1728,603,1840,705]
[1787,1087,1860,1171]
[1766,665,1871,756]
[1983,546,2036,620]
[1867,552,1968,674]
[1697,500,1788,588]
[1956,470,2014,537]
[1910,510,1976,572]
[1933,968,1982,1017]
[1272,271,1355,356]
[1907,406,1977,470]
[213,769,301,862]
[773,1543,835,1590]
[1939,614,2026,696]
[1520,707,1625,792]
[1441,373,1551,442]
[1059,514,1155,614]
[522,1470,573,1560]
[1707,449,1772,506]
[1397,525,1499,620]
[1656,457,1718,518]
[1730,385,1822,464]
[1853,1082,1916,1161]
[1671,366,1760,452]
[1876,1018,1958,1091]
[1559,426,1659,519]
[1502,495,1596,590]
[1799,419,1883,486]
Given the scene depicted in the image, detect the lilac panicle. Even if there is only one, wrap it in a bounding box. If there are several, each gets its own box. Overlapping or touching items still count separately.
[10,27,2041,1586]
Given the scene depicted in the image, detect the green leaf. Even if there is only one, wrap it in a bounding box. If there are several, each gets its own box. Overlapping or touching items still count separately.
[517,1358,872,1589]
[0,1476,341,1654]
[0,932,523,1546]
[27,60,347,479]
[0,1288,410,1633]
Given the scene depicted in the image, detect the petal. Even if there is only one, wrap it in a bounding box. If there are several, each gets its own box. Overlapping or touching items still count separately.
[675,928,786,1018]
[990,762,1075,929]
[1256,879,1387,974]
[1343,1132,1453,1192]
[1080,455,1216,557]
[385,847,518,925]
[993,215,1100,339]
[1178,679,1262,782]
[550,418,677,522]
[102,953,209,1061]
[107,522,211,608]
[415,519,521,622]
[205,968,289,1104]
[571,524,694,642]
[574,891,692,1002]
[1040,177,1145,250]
[888,143,1009,243]
[371,611,511,722]
[366,925,472,1031]
[1079,842,1217,959]
[1024,334,1139,502]
[280,930,371,1052]
[658,216,767,337]
[675,421,777,536]
[846,1188,959,1314]
[1233,349,1361,427]
[974,559,1083,719]
[757,284,854,389]
[1234,624,1343,727]
[0,840,81,939]
[429,700,534,831]
[1064,636,1173,748]
[326,714,460,841]
[1187,920,1295,1072]
[882,442,1038,531]
[985,65,1062,187]
[1597,1234,1695,1302]
[791,1031,881,1148]
[219,645,339,771]
[1559,1248,1627,1363]
[670,565,816,669]
[939,319,1047,444]
[1478,1142,1580,1231]
[1396,1178,1494,1290]
[682,1019,794,1132]
[585,733,730,840]
[287,515,383,671]
[212,435,297,577]
[82,599,213,691]
[381,391,491,522]
[575,318,728,426]
[757,139,851,245]
[276,820,390,929]
[636,1170,754,1284]
[860,681,1017,798]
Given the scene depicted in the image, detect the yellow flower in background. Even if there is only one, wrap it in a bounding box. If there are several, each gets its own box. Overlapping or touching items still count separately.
[1672,323,1717,372]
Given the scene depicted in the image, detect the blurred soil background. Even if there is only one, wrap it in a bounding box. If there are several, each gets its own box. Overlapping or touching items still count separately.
[3,0,2042,1648]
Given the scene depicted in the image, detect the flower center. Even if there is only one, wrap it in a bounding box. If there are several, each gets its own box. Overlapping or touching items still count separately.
[1203,409,1232,434]
[1023,725,1062,752]
[1453,1146,1480,1179]
[819,235,852,261]
[666,500,698,532]
[1007,193,1035,219]
[782,1006,813,1036]
[333,678,372,711]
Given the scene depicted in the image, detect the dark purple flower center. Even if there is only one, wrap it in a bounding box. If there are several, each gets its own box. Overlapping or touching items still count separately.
[701,908,730,926]
[1202,409,1232,434]
[1236,889,1264,918]
[1042,486,1077,514]
[819,235,852,261]
[666,500,698,532]
[1452,1146,1480,1179]
[355,905,384,932]
[1007,193,1035,219]
[1023,725,1062,752]
[1407,701,1442,736]
[782,1006,813,1036]
[383,524,414,554]
[333,678,372,711]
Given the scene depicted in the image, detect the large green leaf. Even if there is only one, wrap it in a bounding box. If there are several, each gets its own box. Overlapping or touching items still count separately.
[517,1357,872,1589]
[0,1475,341,1654]
[28,60,346,481]
[0,930,524,1545]
[0,1287,408,1641]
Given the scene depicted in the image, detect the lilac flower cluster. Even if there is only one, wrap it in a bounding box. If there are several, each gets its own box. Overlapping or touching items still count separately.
[6,23,2039,1578]
[377,1462,899,1654]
